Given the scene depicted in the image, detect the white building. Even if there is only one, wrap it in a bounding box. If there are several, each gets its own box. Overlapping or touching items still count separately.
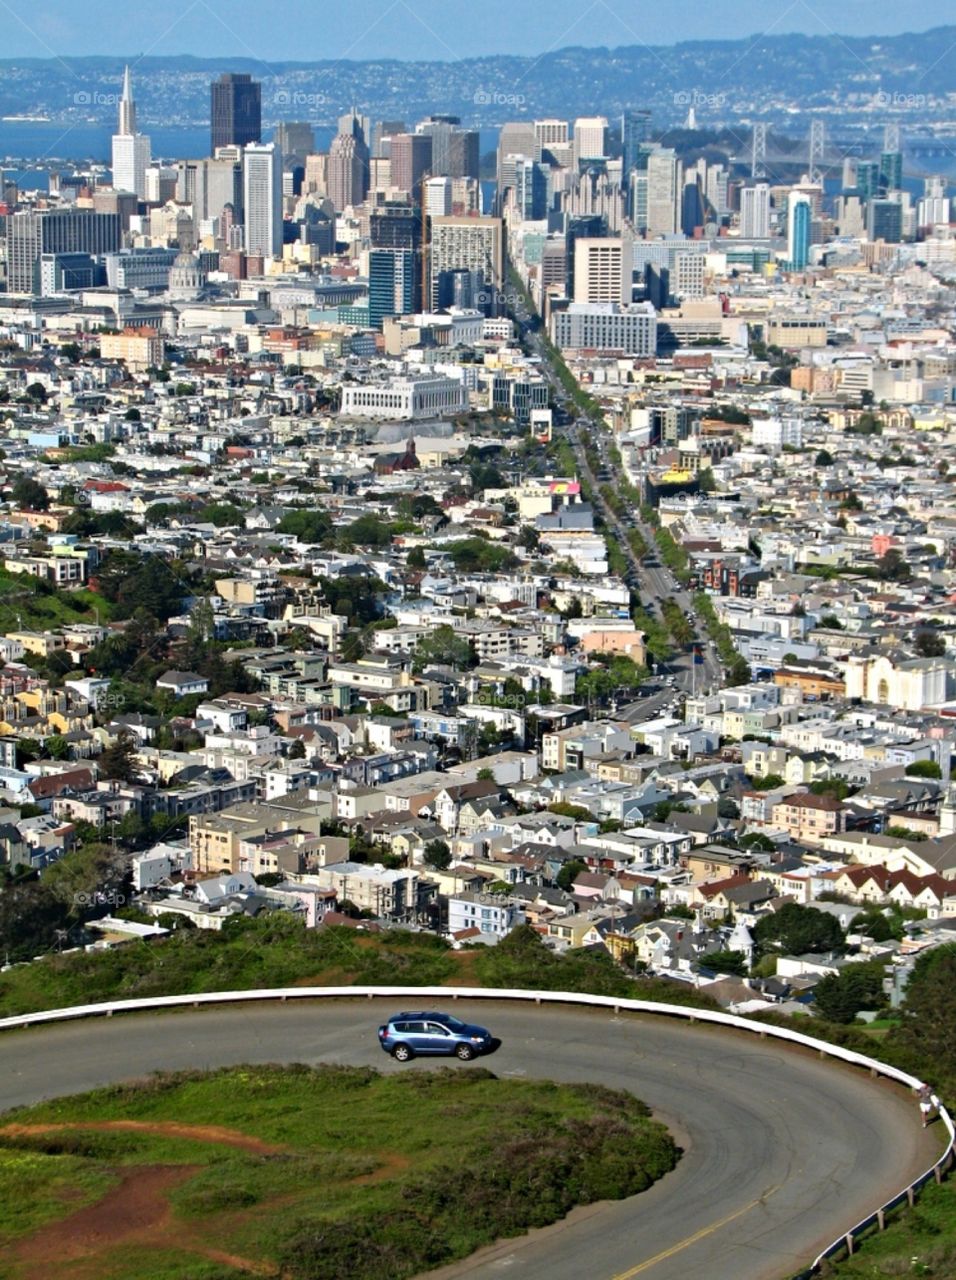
[111,67,151,198]
[447,890,525,941]
[551,301,656,356]
[242,143,283,257]
[740,183,771,238]
[340,374,469,420]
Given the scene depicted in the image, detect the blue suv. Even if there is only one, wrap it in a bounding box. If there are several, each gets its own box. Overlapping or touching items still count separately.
[377,1010,495,1062]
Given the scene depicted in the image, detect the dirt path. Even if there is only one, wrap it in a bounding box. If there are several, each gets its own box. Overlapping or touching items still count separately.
[0,1120,285,1154]
[13,1164,197,1274]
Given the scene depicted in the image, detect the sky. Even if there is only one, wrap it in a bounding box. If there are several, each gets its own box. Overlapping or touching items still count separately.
[1,0,952,63]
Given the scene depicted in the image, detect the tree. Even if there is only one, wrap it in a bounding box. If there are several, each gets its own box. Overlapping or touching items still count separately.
[890,945,956,1080]
[413,625,474,673]
[26,381,48,403]
[98,730,140,782]
[43,842,128,917]
[288,738,306,760]
[813,962,886,1024]
[406,546,427,569]
[753,902,845,957]
[739,832,776,852]
[906,760,942,780]
[815,450,834,467]
[12,476,49,510]
[699,949,747,977]
[476,767,495,781]
[914,631,946,658]
[423,839,452,871]
[556,859,588,891]
[43,734,70,760]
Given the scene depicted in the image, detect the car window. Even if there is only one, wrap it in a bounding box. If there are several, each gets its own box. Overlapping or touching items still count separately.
[392,1021,411,1033]
[426,1023,451,1035]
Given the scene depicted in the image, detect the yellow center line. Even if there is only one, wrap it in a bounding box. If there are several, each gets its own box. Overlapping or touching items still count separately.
[610,1185,781,1279]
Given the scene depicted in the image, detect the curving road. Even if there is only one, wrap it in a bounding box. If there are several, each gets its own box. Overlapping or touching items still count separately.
[0,999,938,1280]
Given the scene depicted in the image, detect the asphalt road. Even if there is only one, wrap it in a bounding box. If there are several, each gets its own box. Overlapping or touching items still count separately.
[0,999,937,1280]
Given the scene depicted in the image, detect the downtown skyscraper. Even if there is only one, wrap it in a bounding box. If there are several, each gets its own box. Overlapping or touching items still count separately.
[111,67,151,198]
[211,73,261,154]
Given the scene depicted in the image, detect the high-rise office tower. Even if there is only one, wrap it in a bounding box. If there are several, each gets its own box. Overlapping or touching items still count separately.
[535,118,569,157]
[787,191,812,268]
[274,122,315,159]
[917,176,950,228]
[573,117,609,167]
[513,157,549,221]
[646,148,681,236]
[7,208,120,293]
[111,67,151,198]
[328,131,369,211]
[855,161,880,201]
[497,122,538,207]
[879,149,903,194]
[428,215,503,309]
[424,176,453,216]
[175,155,243,223]
[706,164,730,218]
[740,182,771,238]
[867,197,903,243]
[242,142,283,257]
[390,133,431,197]
[211,73,261,153]
[370,202,422,251]
[621,110,652,182]
[573,237,630,304]
[680,178,704,236]
[416,116,479,179]
[339,107,371,144]
[368,248,416,328]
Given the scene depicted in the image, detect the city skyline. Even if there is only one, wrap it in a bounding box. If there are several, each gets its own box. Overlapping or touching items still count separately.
[1,0,954,62]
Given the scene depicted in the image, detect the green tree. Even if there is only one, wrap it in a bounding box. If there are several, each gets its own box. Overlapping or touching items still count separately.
[98,730,140,782]
[414,625,474,672]
[556,859,588,891]
[753,902,844,957]
[699,949,747,977]
[906,760,942,780]
[890,945,956,1081]
[12,476,49,510]
[43,735,70,760]
[406,546,427,569]
[423,839,452,871]
[813,961,886,1023]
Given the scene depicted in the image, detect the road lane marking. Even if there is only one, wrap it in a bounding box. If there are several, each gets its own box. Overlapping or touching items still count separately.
[610,1185,780,1279]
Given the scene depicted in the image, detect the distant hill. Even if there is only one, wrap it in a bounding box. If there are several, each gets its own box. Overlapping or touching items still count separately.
[0,27,953,137]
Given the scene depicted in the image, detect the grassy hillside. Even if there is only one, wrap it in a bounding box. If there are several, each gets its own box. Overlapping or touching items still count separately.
[0,917,720,1017]
[0,567,110,635]
[0,1063,678,1280]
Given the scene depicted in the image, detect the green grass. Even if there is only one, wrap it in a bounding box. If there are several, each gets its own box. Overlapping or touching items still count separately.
[817,1177,956,1278]
[0,568,110,635]
[0,1064,678,1280]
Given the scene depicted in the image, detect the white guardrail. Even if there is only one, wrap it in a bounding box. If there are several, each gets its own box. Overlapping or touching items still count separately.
[1,985,952,1277]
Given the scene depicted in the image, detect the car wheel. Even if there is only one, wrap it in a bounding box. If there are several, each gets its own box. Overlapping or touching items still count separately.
[455,1043,475,1061]
[392,1043,413,1062]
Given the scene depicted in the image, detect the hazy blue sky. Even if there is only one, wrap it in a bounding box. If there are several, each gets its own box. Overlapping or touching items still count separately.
[1,0,951,62]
